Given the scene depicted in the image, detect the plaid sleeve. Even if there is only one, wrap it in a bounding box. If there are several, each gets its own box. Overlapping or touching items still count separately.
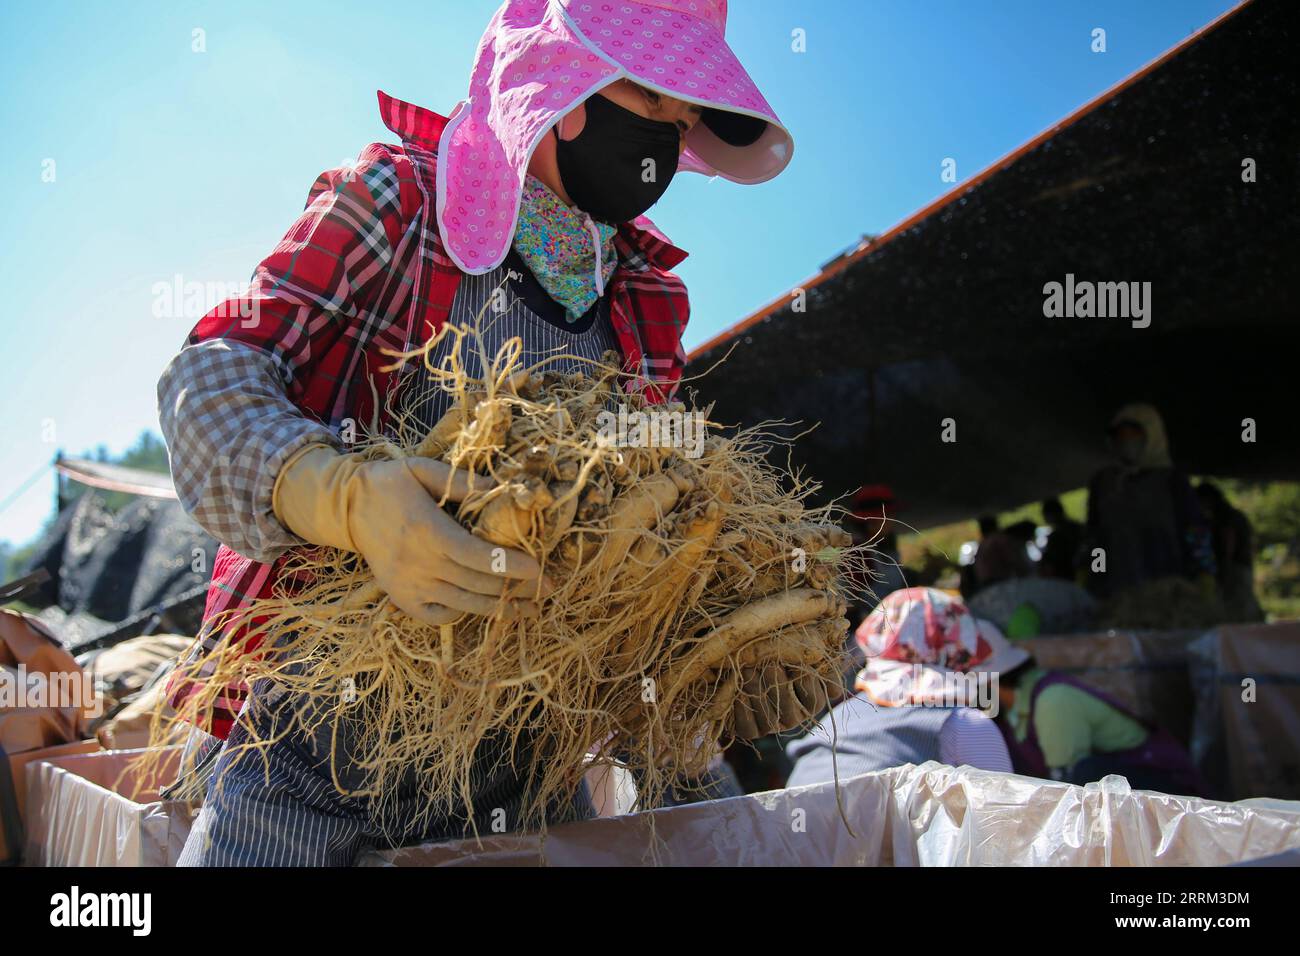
[611,266,690,402]
[156,149,411,561]
[158,339,339,562]
[611,222,691,403]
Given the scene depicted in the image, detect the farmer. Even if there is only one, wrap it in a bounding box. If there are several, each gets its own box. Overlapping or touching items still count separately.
[1194,480,1264,622]
[1084,403,1216,598]
[1038,496,1083,580]
[157,0,816,865]
[970,516,1033,596]
[786,588,1020,787]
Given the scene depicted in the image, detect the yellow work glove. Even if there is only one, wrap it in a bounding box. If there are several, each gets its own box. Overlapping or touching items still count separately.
[272,444,546,626]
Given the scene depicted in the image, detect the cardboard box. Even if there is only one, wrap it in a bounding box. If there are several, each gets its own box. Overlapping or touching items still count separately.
[1,739,100,865]
[362,762,1300,867]
[21,750,1298,867]
[22,747,195,866]
[1,608,105,865]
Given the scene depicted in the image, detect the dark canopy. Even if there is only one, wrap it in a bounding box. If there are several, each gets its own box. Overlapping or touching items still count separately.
[687,0,1298,529]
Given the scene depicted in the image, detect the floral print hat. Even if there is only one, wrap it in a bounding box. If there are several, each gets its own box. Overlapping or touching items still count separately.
[855,588,1031,707]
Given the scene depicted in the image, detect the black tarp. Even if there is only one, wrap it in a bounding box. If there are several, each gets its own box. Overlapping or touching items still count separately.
[24,491,215,639]
[21,493,109,607]
[43,492,119,615]
[125,499,213,616]
[61,495,161,622]
[687,0,1299,529]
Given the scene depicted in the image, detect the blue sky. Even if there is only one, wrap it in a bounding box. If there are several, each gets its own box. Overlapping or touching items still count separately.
[0,0,1240,548]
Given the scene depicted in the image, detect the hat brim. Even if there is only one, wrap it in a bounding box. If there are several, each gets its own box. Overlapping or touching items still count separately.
[970,619,1032,676]
[560,0,794,184]
[700,106,766,146]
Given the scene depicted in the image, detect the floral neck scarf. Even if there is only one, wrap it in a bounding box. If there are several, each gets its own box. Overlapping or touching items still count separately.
[513,175,618,322]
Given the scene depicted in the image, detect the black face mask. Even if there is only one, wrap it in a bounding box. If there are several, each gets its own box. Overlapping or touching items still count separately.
[554,93,680,224]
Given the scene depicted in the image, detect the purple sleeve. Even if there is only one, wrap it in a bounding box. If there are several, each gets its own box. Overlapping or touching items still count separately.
[938,708,1013,773]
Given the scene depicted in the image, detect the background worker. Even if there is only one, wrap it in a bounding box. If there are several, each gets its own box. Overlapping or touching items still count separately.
[1084,403,1216,598]
[996,658,1205,796]
[787,588,1019,787]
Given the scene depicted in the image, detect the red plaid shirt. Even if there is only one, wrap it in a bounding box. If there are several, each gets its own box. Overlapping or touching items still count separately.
[169,91,691,738]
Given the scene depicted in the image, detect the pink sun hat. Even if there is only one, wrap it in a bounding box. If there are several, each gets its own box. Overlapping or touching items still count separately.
[437,0,794,275]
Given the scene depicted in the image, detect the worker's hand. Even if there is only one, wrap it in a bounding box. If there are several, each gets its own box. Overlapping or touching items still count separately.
[730,664,835,740]
[272,444,546,625]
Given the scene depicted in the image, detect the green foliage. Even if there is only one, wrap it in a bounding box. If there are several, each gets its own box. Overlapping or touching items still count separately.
[1200,479,1300,622]
[1,520,53,583]
[896,480,1300,623]
[1214,479,1300,548]
[116,431,171,473]
[897,489,1085,570]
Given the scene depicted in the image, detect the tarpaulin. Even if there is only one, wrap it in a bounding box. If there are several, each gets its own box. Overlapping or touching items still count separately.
[54,457,177,499]
[683,0,1300,527]
[1190,621,1300,801]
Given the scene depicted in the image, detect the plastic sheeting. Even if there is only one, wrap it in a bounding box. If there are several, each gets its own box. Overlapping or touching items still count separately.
[23,748,193,867]
[22,491,214,639]
[362,762,1300,867]
[1,741,99,865]
[21,753,1300,866]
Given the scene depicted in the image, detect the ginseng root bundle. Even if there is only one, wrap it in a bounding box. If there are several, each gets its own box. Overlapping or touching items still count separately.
[151,326,867,836]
